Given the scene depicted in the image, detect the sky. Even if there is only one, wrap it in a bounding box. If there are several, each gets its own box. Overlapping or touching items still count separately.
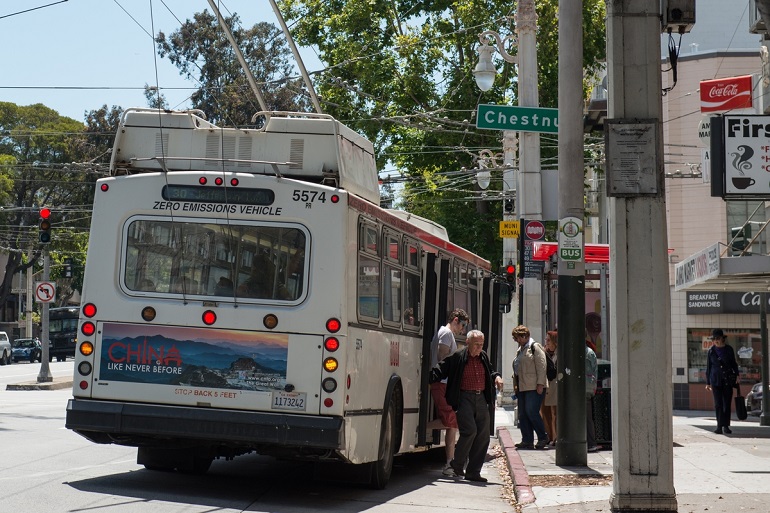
[0,0,322,123]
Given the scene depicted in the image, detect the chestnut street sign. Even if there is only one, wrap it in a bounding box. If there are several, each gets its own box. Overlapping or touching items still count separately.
[476,104,559,134]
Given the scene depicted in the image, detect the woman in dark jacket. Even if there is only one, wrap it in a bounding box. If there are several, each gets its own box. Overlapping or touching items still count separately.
[705,329,739,434]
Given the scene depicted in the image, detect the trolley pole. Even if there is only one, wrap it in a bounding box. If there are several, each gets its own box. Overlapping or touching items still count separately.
[37,251,53,383]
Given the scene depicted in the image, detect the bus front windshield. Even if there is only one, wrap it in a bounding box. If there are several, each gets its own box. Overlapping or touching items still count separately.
[124,218,307,301]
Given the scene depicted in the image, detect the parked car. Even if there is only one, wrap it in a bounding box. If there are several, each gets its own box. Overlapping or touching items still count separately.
[746,382,764,413]
[12,337,42,363]
[0,331,10,365]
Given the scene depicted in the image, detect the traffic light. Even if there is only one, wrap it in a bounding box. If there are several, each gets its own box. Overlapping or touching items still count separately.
[505,262,516,283]
[39,207,51,244]
[504,199,515,214]
[64,257,72,278]
[730,225,751,255]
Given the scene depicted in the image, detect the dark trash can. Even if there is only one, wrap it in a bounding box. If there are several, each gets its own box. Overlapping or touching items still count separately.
[592,387,612,445]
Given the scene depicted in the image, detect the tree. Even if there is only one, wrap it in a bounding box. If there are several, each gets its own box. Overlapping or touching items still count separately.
[279,0,606,264]
[0,102,109,319]
[155,10,311,126]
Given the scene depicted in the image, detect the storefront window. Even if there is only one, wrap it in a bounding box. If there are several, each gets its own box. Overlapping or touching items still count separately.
[687,328,762,384]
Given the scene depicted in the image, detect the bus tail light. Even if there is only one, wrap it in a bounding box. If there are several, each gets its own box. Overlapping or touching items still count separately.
[81,322,95,336]
[324,337,339,352]
[141,306,156,322]
[202,310,217,325]
[325,318,341,333]
[323,398,333,407]
[322,378,337,393]
[78,361,92,376]
[79,380,89,390]
[79,341,94,356]
[82,303,97,317]
[263,314,278,329]
[323,357,338,372]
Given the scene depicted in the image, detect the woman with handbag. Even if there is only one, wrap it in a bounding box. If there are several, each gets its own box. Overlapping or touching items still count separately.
[705,328,740,434]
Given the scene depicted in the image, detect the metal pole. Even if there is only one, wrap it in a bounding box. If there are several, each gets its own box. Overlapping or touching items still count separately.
[206,0,269,113]
[269,0,323,114]
[37,251,52,383]
[515,0,543,341]
[760,292,769,426]
[554,0,587,466]
[26,249,33,338]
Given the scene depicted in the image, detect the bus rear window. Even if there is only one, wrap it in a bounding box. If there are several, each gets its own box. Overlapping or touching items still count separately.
[123,218,307,301]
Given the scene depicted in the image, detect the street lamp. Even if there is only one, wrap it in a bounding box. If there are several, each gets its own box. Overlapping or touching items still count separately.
[473,30,517,92]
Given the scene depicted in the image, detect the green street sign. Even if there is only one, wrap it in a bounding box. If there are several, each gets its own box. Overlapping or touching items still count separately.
[476,104,559,134]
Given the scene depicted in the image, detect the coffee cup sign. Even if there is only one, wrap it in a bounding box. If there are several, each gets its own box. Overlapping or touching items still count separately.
[720,115,770,195]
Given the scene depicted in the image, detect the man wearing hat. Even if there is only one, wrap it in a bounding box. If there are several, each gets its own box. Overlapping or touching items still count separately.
[705,329,740,434]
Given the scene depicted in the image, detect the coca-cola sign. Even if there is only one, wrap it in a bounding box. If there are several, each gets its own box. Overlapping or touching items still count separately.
[700,75,753,113]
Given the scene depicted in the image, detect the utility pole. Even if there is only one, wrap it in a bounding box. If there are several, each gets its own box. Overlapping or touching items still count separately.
[515,0,543,341]
[555,0,587,466]
[606,0,676,511]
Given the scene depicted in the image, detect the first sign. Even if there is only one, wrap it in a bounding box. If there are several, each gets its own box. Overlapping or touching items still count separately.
[477,104,559,134]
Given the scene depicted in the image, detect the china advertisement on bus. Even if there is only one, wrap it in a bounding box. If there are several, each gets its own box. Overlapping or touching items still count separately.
[98,323,288,391]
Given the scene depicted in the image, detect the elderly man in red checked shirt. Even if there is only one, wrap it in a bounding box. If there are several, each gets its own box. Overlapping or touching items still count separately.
[429,329,504,483]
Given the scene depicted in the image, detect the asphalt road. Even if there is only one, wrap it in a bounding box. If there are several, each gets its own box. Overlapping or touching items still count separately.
[1,361,516,513]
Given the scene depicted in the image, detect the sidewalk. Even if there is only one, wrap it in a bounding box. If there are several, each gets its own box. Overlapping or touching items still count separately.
[5,376,72,391]
[495,407,770,512]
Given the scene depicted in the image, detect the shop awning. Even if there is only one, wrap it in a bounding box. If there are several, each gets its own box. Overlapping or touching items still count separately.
[674,242,770,292]
[532,242,610,264]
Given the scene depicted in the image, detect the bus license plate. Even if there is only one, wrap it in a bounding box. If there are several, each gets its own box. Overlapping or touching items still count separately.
[271,391,307,411]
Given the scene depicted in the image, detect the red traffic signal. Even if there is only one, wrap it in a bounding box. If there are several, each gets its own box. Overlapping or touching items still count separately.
[39,207,52,244]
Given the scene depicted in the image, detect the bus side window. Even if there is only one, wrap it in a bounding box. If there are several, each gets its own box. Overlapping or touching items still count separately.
[358,220,380,321]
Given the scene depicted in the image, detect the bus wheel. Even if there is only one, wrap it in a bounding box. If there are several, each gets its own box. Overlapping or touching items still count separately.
[369,395,396,489]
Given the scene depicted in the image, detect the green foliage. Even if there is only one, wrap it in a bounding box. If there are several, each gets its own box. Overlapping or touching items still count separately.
[0,102,107,313]
[280,0,606,264]
[155,10,311,125]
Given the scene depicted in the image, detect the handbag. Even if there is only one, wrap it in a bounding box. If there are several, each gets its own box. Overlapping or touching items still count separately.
[734,383,748,421]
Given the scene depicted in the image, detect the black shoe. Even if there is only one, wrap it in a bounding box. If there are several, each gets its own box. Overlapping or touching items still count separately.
[535,440,550,450]
[515,442,535,450]
[465,474,488,483]
[724,427,732,434]
[714,427,723,434]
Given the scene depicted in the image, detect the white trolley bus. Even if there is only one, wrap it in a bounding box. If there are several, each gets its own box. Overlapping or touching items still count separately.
[65,108,503,488]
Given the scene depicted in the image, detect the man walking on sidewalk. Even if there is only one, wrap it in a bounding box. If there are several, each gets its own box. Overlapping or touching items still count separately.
[430,330,504,482]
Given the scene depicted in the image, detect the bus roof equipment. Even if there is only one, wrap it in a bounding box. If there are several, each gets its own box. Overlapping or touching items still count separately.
[110,108,380,205]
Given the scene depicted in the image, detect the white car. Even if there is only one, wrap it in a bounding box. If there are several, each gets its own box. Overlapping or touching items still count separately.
[0,331,11,365]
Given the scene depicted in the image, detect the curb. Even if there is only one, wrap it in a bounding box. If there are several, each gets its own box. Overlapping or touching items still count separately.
[6,380,72,391]
[497,427,536,505]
